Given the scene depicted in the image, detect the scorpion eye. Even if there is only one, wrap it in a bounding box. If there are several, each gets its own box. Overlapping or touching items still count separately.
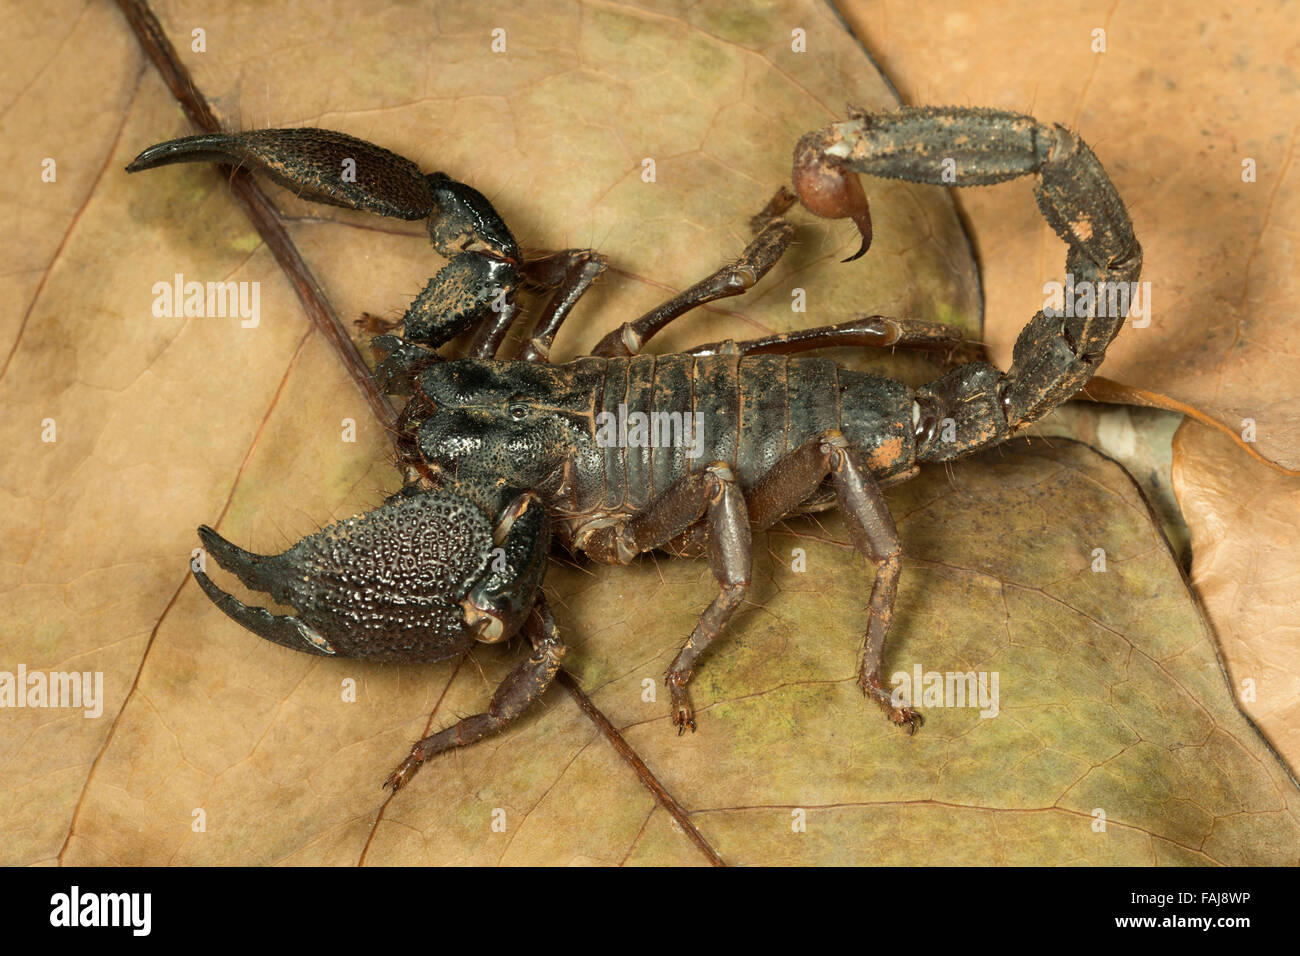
[508,402,529,420]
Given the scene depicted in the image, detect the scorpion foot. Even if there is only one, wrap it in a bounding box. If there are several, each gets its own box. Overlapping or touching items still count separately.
[355,311,401,335]
[667,677,697,735]
[890,705,924,735]
[858,669,923,734]
[382,751,424,794]
[673,707,697,735]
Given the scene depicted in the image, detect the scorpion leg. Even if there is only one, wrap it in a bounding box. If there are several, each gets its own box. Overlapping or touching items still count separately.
[373,243,606,382]
[686,314,983,366]
[581,463,752,733]
[467,298,522,359]
[513,250,610,362]
[664,463,751,734]
[591,200,795,358]
[451,245,609,362]
[383,593,566,792]
[796,107,1142,459]
[466,246,606,362]
[745,431,919,729]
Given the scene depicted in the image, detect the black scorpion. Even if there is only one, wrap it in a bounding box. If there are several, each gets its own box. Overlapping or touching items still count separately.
[127,106,1141,791]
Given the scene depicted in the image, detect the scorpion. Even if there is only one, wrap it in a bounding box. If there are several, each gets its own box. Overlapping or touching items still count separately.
[126,106,1140,793]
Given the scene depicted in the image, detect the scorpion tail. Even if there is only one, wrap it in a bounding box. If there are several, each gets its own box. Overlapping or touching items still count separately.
[793,135,873,261]
[795,107,1142,462]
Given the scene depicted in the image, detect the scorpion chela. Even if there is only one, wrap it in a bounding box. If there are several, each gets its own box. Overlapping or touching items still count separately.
[127,106,1140,792]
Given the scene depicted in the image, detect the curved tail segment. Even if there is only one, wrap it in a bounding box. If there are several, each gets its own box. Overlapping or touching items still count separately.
[794,106,1142,462]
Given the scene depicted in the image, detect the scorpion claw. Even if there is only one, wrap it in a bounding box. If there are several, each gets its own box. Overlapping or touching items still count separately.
[125,128,434,221]
[191,493,506,662]
[191,530,338,657]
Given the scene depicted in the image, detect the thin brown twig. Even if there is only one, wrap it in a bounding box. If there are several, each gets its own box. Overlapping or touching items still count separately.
[557,671,726,866]
[115,0,396,430]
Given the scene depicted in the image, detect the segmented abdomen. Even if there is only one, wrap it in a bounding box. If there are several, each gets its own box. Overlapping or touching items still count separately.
[583,354,916,514]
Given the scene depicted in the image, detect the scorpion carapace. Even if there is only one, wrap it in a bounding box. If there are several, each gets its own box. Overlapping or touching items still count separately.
[128,106,1140,792]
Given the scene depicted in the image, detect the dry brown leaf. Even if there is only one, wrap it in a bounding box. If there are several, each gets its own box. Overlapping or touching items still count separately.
[1172,419,1300,772]
[838,0,1300,780]
[2,0,1295,866]
[839,0,1300,471]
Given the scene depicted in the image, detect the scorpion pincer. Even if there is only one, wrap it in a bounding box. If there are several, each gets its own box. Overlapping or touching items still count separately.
[127,106,1140,792]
